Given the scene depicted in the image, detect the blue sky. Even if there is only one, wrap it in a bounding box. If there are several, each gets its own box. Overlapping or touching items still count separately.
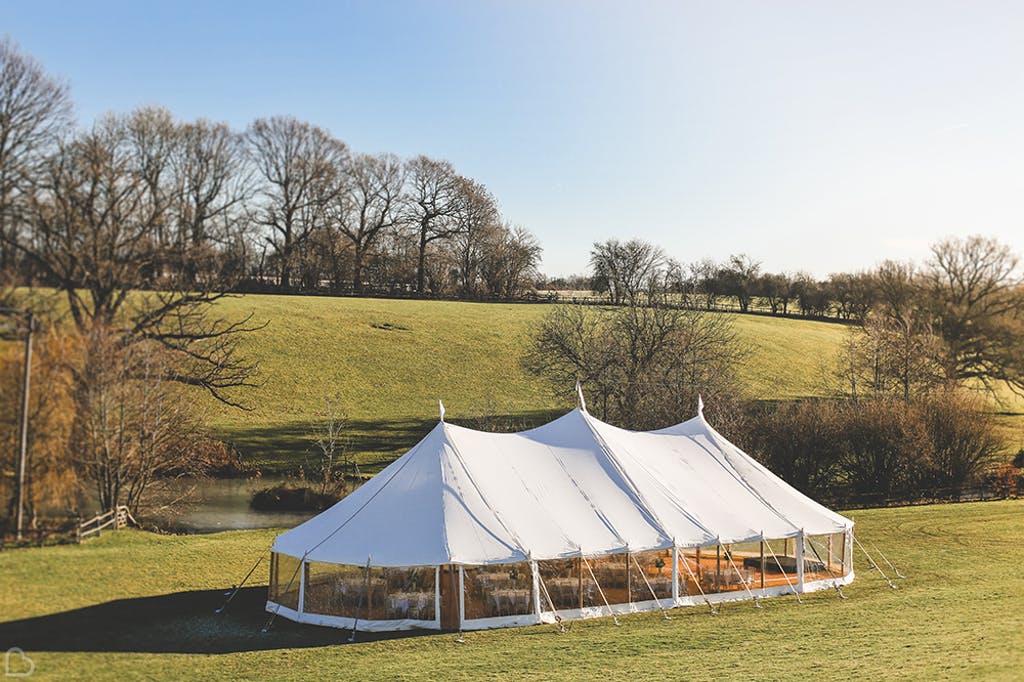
[5,1,1023,276]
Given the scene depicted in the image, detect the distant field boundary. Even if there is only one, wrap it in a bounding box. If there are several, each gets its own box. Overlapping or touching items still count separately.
[825,485,1018,511]
[228,284,857,325]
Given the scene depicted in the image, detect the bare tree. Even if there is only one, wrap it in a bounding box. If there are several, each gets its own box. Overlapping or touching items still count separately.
[526,297,746,429]
[873,260,918,326]
[173,118,250,282]
[719,254,762,313]
[478,223,542,298]
[840,398,931,500]
[589,239,666,305]
[308,393,356,495]
[247,116,347,290]
[404,156,461,294]
[827,271,876,321]
[689,258,726,310]
[70,325,206,514]
[920,391,1002,497]
[831,314,947,402]
[756,272,794,314]
[451,177,499,297]
[335,153,405,293]
[741,400,845,498]
[923,236,1024,395]
[0,37,73,273]
[9,110,261,406]
[0,321,75,525]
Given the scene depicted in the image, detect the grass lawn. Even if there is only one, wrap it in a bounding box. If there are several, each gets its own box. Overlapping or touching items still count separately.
[0,499,1020,680]
[203,295,855,472]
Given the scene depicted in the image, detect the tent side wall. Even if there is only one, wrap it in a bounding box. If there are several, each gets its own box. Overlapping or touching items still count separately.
[265,527,855,632]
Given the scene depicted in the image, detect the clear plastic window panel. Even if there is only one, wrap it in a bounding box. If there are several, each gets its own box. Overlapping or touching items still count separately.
[303,562,365,618]
[537,558,602,610]
[269,552,301,610]
[304,563,436,621]
[803,532,850,580]
[759,538,802,589]
[462,563,534,620]
[629,549,674,602]
[588,553,629,605]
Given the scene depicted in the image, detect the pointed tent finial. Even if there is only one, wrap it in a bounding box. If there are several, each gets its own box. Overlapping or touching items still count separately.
[439,398,446,423]
[575,380,587,413]
[697,394,705,417]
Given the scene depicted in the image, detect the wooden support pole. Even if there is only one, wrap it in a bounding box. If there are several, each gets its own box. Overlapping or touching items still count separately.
[796,531,805,593]
[715,545,722,590]
[760,540,766,590]
[671,546,680,601]
[625,552,631,602]
[578,558,584,609]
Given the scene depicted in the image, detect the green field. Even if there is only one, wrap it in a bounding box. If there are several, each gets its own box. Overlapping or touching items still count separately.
[1,500,1020,680]
[200,295,1024,472]
[204,295,856,472]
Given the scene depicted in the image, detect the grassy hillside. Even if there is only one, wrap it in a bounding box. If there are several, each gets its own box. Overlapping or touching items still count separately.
[1,500,1021,680]
[203,295,852,471]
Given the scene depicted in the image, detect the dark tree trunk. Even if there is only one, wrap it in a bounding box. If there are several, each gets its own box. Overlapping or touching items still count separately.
[353,249,364,294]
[416,229,428,295]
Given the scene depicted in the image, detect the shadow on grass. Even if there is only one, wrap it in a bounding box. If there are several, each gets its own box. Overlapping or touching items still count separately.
[0,587,436,654]
[217,410,565,475]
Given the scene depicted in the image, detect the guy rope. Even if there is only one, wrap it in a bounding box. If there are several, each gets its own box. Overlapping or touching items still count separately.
[870,539,907,580]
[677,549,718,614]
[721,542,763,608]
[802,535,848,599]
[348,556,373,643]
[582,555,620,626]
[216,546,270,614]
[762,533,803,604]
[537,571,570,633]
[631,552,672,620]
[852,533,899,590]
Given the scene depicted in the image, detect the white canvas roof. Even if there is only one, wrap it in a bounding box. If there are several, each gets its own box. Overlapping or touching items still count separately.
[272,405,852,567]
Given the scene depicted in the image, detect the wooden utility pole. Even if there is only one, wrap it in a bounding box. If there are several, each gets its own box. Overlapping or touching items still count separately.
[15,312,33,542]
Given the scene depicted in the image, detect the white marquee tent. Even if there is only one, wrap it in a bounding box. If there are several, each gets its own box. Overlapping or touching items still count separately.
[266,399,854,632]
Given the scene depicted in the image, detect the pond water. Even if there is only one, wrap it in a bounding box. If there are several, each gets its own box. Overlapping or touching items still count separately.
[134,477,319,534]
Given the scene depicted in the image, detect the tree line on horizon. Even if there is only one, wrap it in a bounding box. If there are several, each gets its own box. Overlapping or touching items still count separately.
[579,235,1024,398]
[0,38,542,303]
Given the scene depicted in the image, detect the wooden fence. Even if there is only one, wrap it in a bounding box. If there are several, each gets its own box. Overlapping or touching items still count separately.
[77,505,138,542]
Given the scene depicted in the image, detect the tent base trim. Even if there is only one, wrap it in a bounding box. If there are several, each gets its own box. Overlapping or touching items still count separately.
[264,603,440,632]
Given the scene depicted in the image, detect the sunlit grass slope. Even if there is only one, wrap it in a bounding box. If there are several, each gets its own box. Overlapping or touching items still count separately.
[1,500,1021,681]
[203,295,850,470]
